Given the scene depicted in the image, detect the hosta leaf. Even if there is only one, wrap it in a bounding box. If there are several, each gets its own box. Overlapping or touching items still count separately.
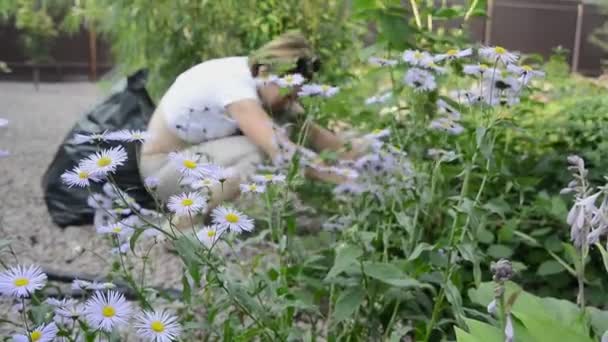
[362,262,421,287]
[332,286,365,322]
[325,244,363,279]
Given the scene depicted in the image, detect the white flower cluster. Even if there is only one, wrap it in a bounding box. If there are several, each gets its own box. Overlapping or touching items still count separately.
[366,45,543,104]
[562,155,608,248]
[61,129,149,188]
[254,72,341,99]
[0,265,181,341]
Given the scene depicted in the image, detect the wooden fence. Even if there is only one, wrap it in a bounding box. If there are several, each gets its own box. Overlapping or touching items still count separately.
[0,0,607,81]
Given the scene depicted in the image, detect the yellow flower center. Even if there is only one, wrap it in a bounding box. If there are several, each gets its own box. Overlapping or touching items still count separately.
[414,51,422,59]
[102,305,116,318]
[150,320,165,333]
[97,157,112,167]
[522,65,532,71]
[13,277,29,287]
[285,75,293,83]
[447,49,458,56]
[30,331,42,341]
[181,198,194,207]
[183,160,197,169]
[264,174,273,180]
[249,184,257,191]
[494,46,506,55]
[321,85,330,91]
[112,226,122,233]
[372,128,383,134]
[207,230,216,238]
[225,213,239,223]
[78,171,90,179]
[480,64,489,70]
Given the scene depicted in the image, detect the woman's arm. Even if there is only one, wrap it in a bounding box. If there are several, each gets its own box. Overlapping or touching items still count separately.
[227,99,345,184]
[288,102,366,160]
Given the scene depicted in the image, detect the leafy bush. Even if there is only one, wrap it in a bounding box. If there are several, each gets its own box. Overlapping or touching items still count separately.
[64,0,360,99]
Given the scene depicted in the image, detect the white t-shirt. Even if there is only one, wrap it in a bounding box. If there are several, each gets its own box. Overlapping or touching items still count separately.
[160,56,259,144]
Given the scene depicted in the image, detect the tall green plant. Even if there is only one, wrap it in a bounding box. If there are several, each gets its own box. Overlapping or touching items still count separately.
[64,0,360,99]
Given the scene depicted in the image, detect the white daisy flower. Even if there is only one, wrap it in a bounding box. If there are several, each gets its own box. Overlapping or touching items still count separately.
[87,193,113,209]
[107,129,150,143]
[84,290,131,332]
[55,302,85,319]
[211,206,254,233]
[111,243,130,255]
[144,176,160,189]
[365,92,392,105]
[72,279,92,291]
[434,48,473,62]
[506,64,545,84]
[479,45,518,65]
[240,183,266,194]
[0,118,8,127]
[73,131,110,145]
[61,166,101,188]
[429,117,464,135]
[368,56,398,67]
[437,99,461,120]
[196,225,223,247]
[402,50,434,66]
[96,221,134,237]
[318,84,340,98]
[364,128,391,140]
[297,84,322,97]
[277,73,305,88]
[45,297,76,308]
[404,68,436,92]
[201,164,235,182]
[187,177,220,190]
[80,146,128,176]
[12,323,58,342]
[87,282,117,291]
[134,310,182,342]
[255,74,279,87]
[463,63,491,76]
[423,61,448,74]
[253,173,286,184]
[0,265,47,297]
[167,192,207,216]
[168,151,206,177]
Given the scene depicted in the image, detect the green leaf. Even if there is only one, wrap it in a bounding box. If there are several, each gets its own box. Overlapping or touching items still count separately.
[445,279,467,328]
[362,262,421,287]
[594,242,608,274]
[181,274,192,303]
[325,244,363,279]
[332,286,365,322]
[129,229,145,253]
[536,260,565,276]
[486,244,513,259]
[408,242,433,261]
[464,318,503,342]
[482,198,510,218]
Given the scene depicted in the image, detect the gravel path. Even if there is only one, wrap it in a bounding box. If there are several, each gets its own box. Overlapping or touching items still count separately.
[0,82,183,310]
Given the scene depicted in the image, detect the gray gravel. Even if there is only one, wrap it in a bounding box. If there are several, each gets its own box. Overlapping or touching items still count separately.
[0,82,184,332]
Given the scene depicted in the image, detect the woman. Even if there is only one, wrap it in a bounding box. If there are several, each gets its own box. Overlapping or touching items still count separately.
[139,32,361,212]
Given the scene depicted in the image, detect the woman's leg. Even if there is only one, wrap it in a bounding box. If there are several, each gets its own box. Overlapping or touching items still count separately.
[140,135,265,207]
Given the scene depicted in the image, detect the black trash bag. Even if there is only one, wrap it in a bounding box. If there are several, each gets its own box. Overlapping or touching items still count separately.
[42,70,156,228]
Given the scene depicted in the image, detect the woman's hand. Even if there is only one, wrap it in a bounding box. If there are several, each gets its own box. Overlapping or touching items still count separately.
[304,165,347,184]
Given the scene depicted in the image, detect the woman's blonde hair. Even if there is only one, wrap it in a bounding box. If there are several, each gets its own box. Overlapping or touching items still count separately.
[249,31,318,77]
